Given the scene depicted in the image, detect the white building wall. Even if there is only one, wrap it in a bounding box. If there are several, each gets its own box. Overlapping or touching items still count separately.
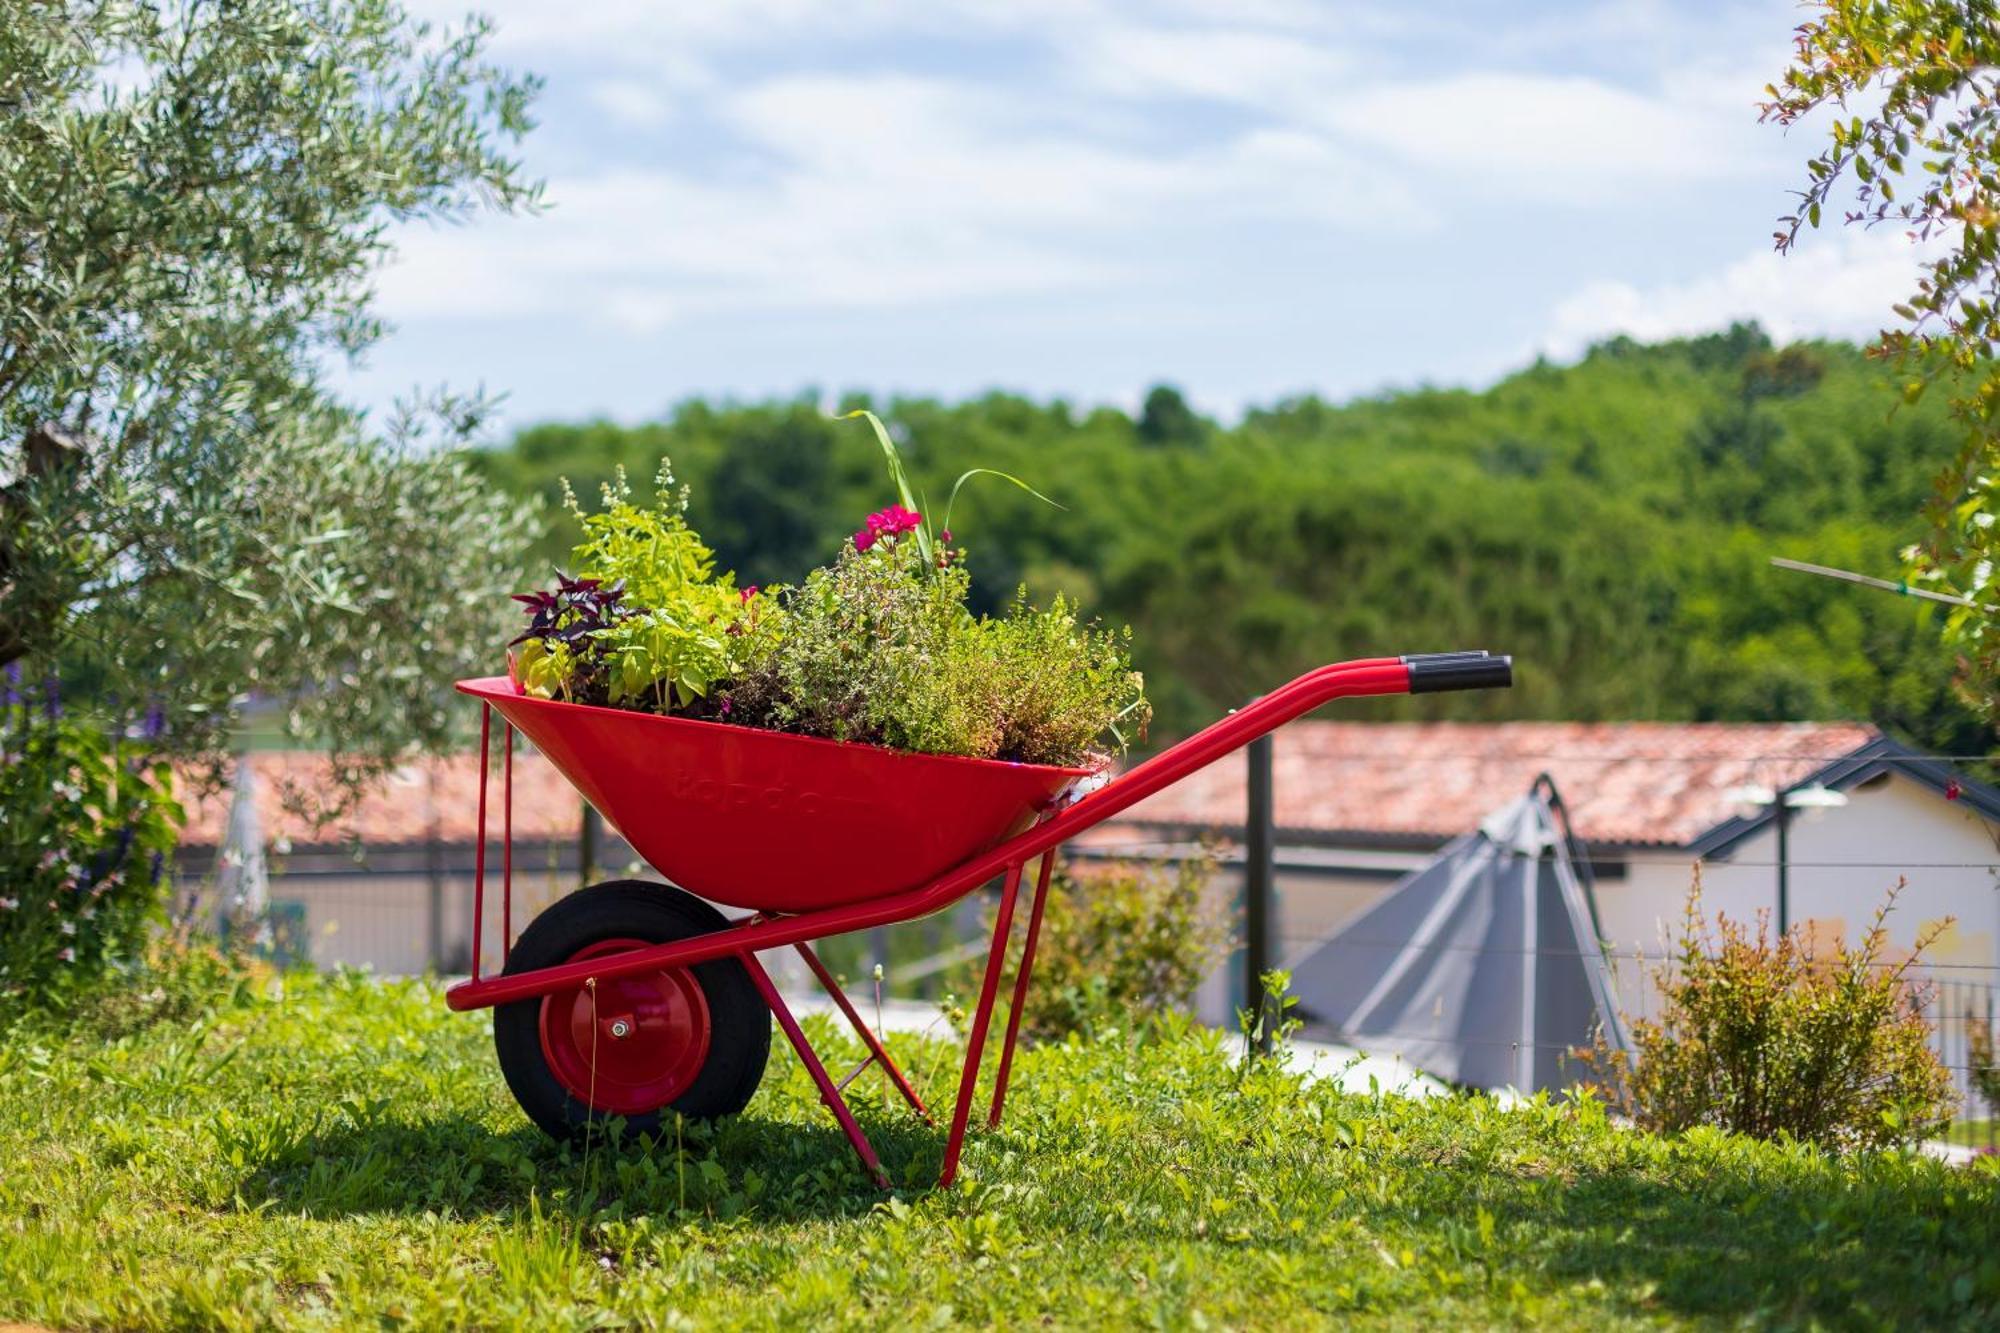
[1591,773,1999,1017]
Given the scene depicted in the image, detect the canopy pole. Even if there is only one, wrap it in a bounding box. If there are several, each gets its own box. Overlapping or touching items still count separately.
[1245,733,1275,1049]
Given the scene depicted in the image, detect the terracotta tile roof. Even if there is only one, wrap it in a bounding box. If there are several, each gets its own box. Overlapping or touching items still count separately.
[1080,720,1883,849]
[177,751,584,849]
[180,721,1882,853]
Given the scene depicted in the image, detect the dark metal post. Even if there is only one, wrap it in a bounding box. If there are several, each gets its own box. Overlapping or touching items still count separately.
[1246,733,1275,1046]
[1775,788,1791,937]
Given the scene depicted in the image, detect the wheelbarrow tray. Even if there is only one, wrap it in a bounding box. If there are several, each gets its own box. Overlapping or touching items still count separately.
[455,676,1095,913]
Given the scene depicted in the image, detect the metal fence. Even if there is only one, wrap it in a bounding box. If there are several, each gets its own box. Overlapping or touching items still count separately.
[176,737,2000,1148]
[1935,980,2000,1152]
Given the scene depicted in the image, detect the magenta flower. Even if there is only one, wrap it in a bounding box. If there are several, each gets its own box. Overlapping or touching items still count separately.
[855,504,921,552]
[739,584,759,604]
[868,505,922,537]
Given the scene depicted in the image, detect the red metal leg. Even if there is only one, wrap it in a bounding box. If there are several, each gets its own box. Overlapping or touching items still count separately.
[472,703,491,981]
[502,722,514,965]
[793,941,931,1122]
[987,850,1056,1130]
[740,950,891,1189]
[938,860,1025,1188]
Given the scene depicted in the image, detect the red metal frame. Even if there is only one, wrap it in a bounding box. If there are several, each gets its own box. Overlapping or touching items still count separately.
[792,940,930,1121]
[987,850,1056,1131]
[451,653,1496,1187]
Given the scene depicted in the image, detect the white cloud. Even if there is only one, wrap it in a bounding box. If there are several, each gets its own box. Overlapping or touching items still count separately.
[586,79,682,131]
[1325,70,1777,198]
[375,66,1425,333]
[1541,228,1944,358]
[1065,24,1359,109]
[373,0,1896,406]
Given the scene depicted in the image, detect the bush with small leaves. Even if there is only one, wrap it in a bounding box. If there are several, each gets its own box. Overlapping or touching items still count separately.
[725,532,1146,766]
[958,854,1228,1042]
[1587,873,1956,1151]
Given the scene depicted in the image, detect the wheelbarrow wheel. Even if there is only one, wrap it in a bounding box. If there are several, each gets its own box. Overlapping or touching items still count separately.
[493,879,770,1142]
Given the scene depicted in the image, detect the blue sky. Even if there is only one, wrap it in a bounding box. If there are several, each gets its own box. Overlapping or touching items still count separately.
[348,0,1926,429]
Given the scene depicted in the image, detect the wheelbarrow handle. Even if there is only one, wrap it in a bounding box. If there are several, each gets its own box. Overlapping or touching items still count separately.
[1403,651,1514,694]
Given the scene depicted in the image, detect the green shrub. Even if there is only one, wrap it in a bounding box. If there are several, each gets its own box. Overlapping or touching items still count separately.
[0,683,182,1015]
[512,463,773,712]
[725,530,966,747]
[1588,874,1956,1151]
[727,532,1147,765]
[959,587,1149,766]
[507,421,1148,768]
[960,854,1228,1042]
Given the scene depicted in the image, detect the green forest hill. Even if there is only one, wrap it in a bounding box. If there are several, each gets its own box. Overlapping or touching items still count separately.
[472,323,1991,757]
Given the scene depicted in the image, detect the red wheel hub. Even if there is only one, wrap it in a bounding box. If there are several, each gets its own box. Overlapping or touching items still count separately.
[537,938,711,1115]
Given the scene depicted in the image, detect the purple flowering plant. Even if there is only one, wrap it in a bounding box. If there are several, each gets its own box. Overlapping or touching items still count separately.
[0,679,182,1012]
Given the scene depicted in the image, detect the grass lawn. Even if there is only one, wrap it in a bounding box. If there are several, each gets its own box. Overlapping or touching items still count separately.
[2,973,1997,1330]
[1947,1118,1997,1151]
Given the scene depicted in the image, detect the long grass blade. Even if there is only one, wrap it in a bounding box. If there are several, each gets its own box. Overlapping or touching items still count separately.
[942,467,1063,536]
[839,409,933,567]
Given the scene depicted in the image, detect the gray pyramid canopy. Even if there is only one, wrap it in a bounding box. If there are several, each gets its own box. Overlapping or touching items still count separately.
[1287,778,1628,1093]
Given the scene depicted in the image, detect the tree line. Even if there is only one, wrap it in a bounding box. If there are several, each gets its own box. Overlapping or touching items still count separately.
[472,324,1991,757]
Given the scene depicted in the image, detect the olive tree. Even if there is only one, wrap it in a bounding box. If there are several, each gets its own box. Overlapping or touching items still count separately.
[1763,0,2000,720]
[0,0,541,802]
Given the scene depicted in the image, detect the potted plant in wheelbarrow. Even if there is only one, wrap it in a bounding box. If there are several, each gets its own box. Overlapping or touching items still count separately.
[452,412,1512,1187]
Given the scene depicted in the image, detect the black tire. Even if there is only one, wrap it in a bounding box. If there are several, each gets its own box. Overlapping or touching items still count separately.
[493,879,771,1142]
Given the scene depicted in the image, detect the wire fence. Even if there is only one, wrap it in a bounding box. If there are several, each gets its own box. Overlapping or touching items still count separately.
[175,743,2000,1147]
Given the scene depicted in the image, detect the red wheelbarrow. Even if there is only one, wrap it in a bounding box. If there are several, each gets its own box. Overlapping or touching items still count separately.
[446,651,1512,1187]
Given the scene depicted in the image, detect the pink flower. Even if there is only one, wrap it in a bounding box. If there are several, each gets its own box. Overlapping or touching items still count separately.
[855,505,920,552]
[739,585,759,604]
[57,947,74,963]
[939,528,952,544]
[866,505,922,538]
[0,897,16,911]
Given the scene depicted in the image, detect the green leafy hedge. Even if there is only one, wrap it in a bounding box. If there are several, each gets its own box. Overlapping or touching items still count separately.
[474,328,1996,756]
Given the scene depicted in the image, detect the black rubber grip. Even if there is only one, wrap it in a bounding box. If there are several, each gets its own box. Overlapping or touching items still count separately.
[1403,652,1513,693]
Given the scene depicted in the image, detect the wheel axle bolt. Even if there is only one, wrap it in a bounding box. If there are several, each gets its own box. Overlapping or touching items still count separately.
[609,1019,632,1040]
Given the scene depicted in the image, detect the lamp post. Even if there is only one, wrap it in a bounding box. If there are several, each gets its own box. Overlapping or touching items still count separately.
[1725,781,1848,936]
